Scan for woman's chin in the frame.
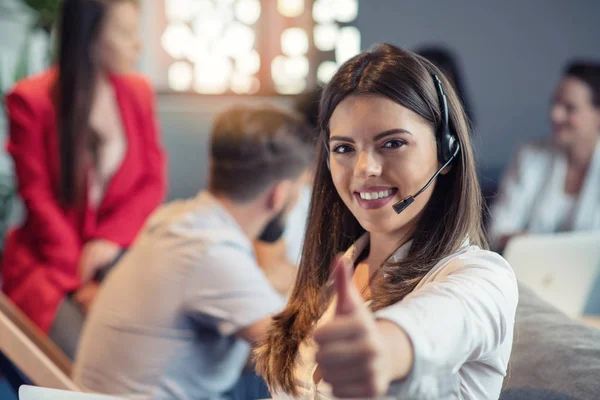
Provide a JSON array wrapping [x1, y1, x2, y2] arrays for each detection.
[[357, 216, 404, 236], [552, 131, 575, 147]]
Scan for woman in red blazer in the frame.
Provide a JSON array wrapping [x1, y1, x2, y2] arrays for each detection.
[[1, 0, 166, 357]]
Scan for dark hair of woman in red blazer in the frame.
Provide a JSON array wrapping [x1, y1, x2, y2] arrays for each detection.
[[1, 0, 166, 343]]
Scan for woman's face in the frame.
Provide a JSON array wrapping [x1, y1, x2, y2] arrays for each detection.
[[328, 95, 442, 236], [96, 1, 141, 75], [550, 76, 600, 150]]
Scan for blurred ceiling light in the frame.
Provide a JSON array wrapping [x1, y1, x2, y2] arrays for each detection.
[[185, 37, 210, 63], [276, 81, 307, 95], [162, 23, 195, 59], [312, 0, 335, 24], [194, 55, 233, 94], [272, 55, 309, 86], [286, 56, 309, 79], [317, 61, 338, 84], [234, 0, 261, 25], [195, 0, 216, 17], [313, 23, 338, 51], [281, 27, 309, 57], [168, 61, 194, 91], [163, 0, 359, 94], [215, 1, 235, 23], [234, 49, 261, 75], [335, 26, 360, 65], [192, 14, 225, 41], [334, 0, 358, 23], [278, 0, 304, 18], [221, 22, 256, 57], [271, 55, 288, 85], [165, 0, 195, 22], [231, 72, 260, 94]]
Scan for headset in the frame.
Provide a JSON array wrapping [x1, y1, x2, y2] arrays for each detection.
[[324, 73, 461, 215]]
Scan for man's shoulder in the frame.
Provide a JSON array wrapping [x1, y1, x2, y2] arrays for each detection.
[[147, 196, 249, 245]]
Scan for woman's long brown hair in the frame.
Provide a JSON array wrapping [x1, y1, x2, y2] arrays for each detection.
[[254, 43, 487, 395], [55, 0, 137, 206]]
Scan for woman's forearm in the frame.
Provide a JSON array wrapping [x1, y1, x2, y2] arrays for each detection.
[[376, 319, 414, 382]]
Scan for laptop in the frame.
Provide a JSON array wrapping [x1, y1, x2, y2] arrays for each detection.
[[503, 230, 600, 317], [19, 385, 126, 400]]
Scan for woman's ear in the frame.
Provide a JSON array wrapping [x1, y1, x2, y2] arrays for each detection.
[[440, 164, 452, 175]]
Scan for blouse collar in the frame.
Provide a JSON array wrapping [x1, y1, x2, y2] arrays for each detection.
[[340, 233, 413, 267]]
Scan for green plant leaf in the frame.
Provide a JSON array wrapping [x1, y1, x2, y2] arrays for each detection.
[[22, 0, 60, 31]]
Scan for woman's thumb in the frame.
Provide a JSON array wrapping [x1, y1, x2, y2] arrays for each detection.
[[334, 258, 362, 316]]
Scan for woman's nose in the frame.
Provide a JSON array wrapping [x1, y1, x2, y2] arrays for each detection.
[[550, 104, 566, 124], [354, 151, 382, 178]]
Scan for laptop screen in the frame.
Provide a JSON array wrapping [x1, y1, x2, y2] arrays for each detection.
[[19, 386, 126, 400]]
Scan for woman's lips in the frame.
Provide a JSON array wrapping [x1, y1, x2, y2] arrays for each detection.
[[353, 187, 398, 210]]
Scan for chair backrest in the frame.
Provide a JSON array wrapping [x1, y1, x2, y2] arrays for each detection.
[[504, 230, 600, 317], [19, 385, 124, 400], [0, 292, 78, 391], [500, 282, 600, 399]]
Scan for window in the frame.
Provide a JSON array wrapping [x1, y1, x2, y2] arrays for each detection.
[[159, 0, 360, 95]]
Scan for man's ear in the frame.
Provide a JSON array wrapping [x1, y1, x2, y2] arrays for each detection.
[[267, 180, 293, 213]]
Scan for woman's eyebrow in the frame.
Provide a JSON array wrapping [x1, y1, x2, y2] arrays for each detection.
[[329, 129, 412, 143], [373, 129, 412, 141], [329, 135, 354, 143]]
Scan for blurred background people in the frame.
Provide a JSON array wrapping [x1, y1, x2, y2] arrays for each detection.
[[0, 0, 166, 358], [489, 61, 600, 251], [73, 105, 314, 400], [253, 89, 321, 295]]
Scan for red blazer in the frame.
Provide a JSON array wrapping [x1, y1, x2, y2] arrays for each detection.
[[1, 69, 167, 333]]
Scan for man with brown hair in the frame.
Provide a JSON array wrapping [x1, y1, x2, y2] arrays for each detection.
[[73, 105, 315, 399]]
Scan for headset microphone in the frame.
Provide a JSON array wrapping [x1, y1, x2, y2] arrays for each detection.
[[392, 74, 461, 214], [392, 143, 459, 213]]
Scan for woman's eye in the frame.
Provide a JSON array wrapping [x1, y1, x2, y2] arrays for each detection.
[[382, 139, 406, 149], [332, 144, 354, 154]]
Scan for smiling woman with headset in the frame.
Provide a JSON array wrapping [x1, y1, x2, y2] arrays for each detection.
[[254, 43, 518, 400]]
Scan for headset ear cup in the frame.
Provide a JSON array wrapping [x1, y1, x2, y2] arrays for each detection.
[[438, 132, 459, 164], [445, 134, 455, 162], [451, 138, 461, 157]]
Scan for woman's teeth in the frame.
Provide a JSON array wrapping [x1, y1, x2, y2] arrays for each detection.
[[359, 189, 393, 200]]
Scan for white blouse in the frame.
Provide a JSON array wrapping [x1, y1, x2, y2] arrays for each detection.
[[88, 132, 126, 207], [272, 234, 518, 400], [489, 138, 600, 247], [554, 191, 577, 232]]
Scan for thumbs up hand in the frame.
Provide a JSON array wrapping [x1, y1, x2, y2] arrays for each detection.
[[313, 257, 393, 398]]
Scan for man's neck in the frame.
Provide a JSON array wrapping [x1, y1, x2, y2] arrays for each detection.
[[211, 192, 266, 240]]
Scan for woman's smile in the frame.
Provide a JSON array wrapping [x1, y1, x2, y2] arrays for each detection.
[[353, 186, 399, 209]]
